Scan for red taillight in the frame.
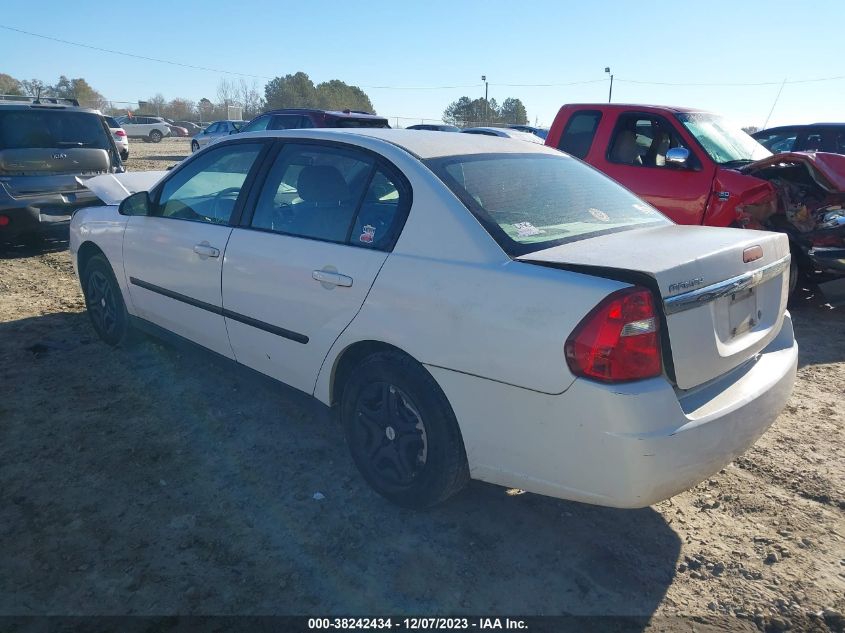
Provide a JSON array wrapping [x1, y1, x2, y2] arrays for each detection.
[[115, 130, 127, 137], [565, 287, 662, 383], [0, 215, 9, 227]]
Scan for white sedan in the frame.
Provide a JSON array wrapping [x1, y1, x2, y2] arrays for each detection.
[[70, 129, 797, 509]]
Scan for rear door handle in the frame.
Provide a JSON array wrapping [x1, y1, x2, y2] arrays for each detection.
[[193, 242, 220, 258], [312, 270, 353, 287]]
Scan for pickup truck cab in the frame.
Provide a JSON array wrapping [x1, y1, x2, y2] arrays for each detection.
[[546, 104, 845, 286]]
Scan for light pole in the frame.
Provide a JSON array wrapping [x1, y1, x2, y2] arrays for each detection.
[[481, 74, 488, 123], [605, 67, 613, 103]]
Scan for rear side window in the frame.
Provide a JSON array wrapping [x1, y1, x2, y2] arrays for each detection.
[[331, 117, 390, 129], [269, 115, 304, 130], [426, 152, 669, 256], [250, 143, 408, 250], [558, 111, 601, 159], [755, 128, 798, 153], [0, 110, 112, 150]]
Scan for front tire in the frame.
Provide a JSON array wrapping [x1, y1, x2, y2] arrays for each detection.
[[149, 129, 163, 143], [82, 254, 133, 346], [340, 352, 469, 508]]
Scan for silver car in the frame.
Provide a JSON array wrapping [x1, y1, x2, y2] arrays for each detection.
[[190, 120, 245, 152]]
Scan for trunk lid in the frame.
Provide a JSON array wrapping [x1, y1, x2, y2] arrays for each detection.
[[81, 171, 167, 205], [518, 225, 790, 389]]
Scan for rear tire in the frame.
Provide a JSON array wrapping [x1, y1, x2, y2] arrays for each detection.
[[149, 129, 163, 143], [340, 351, 469, 508], [81, 254, 133, 346], [191, 140, 199, 152], [120, 150, 129, 161]]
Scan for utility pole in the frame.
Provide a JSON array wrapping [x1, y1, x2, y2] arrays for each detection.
[[481, 75, 488, 124], [605, 67, 614, 103]]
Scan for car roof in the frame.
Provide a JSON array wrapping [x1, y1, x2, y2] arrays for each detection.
[[563, 103, 705, 114], [0, 102, 101, 115], [229, 128, 561, 159], [263, 108, 387, 120]]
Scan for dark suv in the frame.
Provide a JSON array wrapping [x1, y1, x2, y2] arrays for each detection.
[[752, 123, 845, 155], [0, 98, 123, 244], [238, 108, 390, 133]]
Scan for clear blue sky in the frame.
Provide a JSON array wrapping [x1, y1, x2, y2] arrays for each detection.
[[2, 0, 843, 128]]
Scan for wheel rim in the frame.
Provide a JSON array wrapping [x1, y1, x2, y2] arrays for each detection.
[[353, 382, 428, 488], [86, 270, 118, 335]]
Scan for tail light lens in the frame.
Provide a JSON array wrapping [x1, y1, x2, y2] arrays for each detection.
[[115, 130, 127, 137], [565, 287, 662, 382], [0, 215, 9, 227]]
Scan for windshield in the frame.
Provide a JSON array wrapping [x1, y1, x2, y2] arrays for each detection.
[[676, 113, 771, 164], [0, 110, 112, 150], [426, 153, 670, 256]]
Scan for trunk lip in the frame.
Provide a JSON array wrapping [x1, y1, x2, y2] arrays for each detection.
[[663, 253, 790, 315]]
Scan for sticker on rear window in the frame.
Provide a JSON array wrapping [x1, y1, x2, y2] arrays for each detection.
[[513, 222, 544, 237], [588, 208, 610, 222]]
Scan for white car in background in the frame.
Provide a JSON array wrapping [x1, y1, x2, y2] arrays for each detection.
[[190, 120, 245, 152], [70, 130, 797, 509], [461, 126, 545, 144], [104, 115, 129, 160], [116, 115, 172, 143]]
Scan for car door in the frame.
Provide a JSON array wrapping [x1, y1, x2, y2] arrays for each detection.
[[122, 140, 269, 357], [595, 112, 716, 225], [222, 141, 411, 394]]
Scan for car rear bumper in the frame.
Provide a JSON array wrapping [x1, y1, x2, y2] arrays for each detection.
[[426, 313, 797, 508], [0, 185, 99, 242]]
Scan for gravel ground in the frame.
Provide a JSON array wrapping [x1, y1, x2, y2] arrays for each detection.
[[0, 138, 843, 631]]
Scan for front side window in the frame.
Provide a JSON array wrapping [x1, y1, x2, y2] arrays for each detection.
[[608, 114, 692, 168], [676, 113, 770, 165], [754, 128, 798, 153], [426, 152, 670, 256], [156, 143, 263, 225], [242, 116, 270, 132], [558, 111, 601, 159]]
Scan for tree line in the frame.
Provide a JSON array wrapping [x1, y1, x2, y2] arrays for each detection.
[[2, 71, 531, 128]]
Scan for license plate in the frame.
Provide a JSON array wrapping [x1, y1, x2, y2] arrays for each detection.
[[728, 287, 757, 338]]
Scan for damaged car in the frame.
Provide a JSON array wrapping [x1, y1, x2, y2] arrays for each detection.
[[545, 104, 845, 291]]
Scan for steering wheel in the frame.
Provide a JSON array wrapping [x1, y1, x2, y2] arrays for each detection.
[[211, 187, 242, 221]]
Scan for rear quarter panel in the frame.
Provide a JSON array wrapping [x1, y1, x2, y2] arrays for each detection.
[[312, 153, 629, 402]]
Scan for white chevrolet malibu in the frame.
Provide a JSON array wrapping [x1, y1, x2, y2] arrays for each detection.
[[70, 129, 797, 509]]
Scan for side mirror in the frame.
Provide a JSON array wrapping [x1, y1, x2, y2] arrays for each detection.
[[118, 190, 151, 216], [665, 147, 690, 167]]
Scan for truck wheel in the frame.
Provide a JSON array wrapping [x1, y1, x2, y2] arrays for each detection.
[[340, 351, 469, 508], [149, 129, 163, 143], [82, 254, 133, 346]]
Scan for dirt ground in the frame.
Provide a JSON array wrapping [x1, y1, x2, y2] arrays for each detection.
[[0, 138, 843, 631]]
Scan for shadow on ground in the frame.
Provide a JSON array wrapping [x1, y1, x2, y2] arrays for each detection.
[[0, 311, 681, 621]]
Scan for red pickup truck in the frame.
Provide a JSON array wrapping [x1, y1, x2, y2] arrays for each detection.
[[545, 104, 845, 288]]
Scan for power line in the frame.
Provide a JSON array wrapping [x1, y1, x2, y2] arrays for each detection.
[[3, 24, 845, 91], [0, 24, 274, 81]]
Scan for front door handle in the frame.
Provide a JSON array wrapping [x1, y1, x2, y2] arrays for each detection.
[[312, 270, 353, 288], [193, 242, 220, 258]]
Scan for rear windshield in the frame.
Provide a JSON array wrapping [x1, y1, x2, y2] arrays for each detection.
[[104, 116, 119, 127], [0, 110, 112, 151], [425, 153, 670, 256]]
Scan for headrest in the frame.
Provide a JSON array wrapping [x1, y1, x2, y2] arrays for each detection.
[[297, 165, 350, 204]]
